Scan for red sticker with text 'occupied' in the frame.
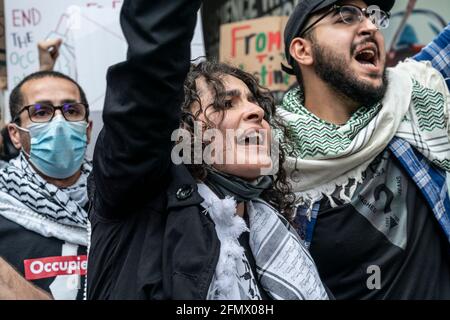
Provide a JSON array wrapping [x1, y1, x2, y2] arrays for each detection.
[[24, 255, 87, 280]]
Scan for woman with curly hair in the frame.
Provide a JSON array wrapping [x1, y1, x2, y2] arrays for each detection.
[[87, 0, 328, 300], [180, 61, 295, 222], [176, 61, 329, 300]]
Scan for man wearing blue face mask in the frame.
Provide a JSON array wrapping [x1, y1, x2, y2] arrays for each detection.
[[0, 70, 92, 300]]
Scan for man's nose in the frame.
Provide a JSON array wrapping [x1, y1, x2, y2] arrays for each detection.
[[54, 109, 64, 117], [359, 14, 379, 35]]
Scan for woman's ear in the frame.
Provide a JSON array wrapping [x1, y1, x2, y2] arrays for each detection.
[[7, 123, 23, 149], [289, 37, 314, 67]]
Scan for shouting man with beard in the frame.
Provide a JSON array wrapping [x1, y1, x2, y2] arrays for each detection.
[[280, 0, 450, 299]]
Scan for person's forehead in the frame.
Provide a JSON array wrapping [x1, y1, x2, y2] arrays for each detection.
[[196, 74, 251, 99], [221, 75, 251, 95], [312, 0, 367, 16], [306, 0, 369, 29], [21, 77, 80, 104], [195, 76, 210, 98]]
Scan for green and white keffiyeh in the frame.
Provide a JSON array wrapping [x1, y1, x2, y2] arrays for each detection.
[[277, 59, 450, 205]]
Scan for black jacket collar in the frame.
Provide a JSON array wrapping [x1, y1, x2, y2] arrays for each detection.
[[166, 164, 204, 209]]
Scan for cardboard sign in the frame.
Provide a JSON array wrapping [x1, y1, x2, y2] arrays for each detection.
[[203, 0, 301, 60], [220, 16, 295, 92]]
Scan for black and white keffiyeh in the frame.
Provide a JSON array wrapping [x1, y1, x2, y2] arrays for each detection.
[[198, 183, 328, 300], [0, 153, 91, 245]]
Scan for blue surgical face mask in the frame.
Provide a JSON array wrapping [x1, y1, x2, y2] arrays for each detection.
[[17, 115, 88, 179]]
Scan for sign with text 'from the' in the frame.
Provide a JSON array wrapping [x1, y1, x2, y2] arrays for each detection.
[[220, 16, 295, 92]]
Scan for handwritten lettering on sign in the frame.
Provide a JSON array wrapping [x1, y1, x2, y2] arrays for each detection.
[[7, 6, 43, 86], [12, 8, 41, 27], [220, 16, 295, 92], [5, 0, 124, 90]]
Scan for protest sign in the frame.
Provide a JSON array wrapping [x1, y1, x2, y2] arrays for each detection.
[[4, 1, 205, 156], [220, 16, 295, 92], [4, 0, 205, 112]]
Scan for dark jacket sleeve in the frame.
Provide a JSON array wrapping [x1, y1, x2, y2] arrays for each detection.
[[92, 0, 201, 219]]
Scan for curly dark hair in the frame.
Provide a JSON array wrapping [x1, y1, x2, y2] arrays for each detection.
[[181, 61, 296, 221]]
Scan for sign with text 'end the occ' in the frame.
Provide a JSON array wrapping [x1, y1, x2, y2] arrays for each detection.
[[4, 0, 124, 89], [220, 16, 296, 92], [4, 0, 204, 116]]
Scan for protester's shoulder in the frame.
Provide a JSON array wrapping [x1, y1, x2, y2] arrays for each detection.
[[0, 160, 8, 170], [392, 59, 448, 95], [0, 158, 17, 182]]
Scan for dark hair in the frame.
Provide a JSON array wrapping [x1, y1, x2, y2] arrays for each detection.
[[0, 125, 19, 161], [181, 61, 296, 220], [9, 71, 89, 124]]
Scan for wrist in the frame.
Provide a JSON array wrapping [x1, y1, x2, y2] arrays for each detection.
[[39, 63, 55, 72]]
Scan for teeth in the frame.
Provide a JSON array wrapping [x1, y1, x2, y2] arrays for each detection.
[[360, 50, 375, 56], [237, 131, 264, 145], [356, 50, 375, 59], [355, 49, 376, 65]]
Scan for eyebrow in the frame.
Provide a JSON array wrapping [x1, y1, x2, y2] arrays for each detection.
[[225, 89, 255, 99], [330, 9, 340, 18], [33, 100, 53, 105], [224, 89, 241, 98], [33, 99, 78, 105], [61, 99, 78, 104]]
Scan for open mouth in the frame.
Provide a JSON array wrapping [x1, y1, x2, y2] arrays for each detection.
[[354, 43, 379, 68], [237, 129, 266, 146]]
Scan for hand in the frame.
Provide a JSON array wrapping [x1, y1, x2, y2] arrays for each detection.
[[38, 38, 63, 72], [0, 257, 52, 300]]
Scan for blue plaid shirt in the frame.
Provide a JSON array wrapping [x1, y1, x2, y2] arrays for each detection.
[[389, 138, 450, 241], [415, 23, 450, 89], [296, 25, 450, 248]]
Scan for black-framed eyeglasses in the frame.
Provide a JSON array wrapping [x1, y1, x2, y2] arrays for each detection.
[[300, 4, 391, 37], [14, 102, 89, 123]]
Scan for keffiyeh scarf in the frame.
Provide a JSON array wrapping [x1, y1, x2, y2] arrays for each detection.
[[277, 59, 450, 206], [198, 183, 328, 300], [0, 153, 91, 246]]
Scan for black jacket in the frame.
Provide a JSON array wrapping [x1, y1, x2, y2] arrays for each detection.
[[86, 0, 217, 299]]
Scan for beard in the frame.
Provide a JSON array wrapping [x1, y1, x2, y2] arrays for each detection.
[[311, 41, 388, 107]]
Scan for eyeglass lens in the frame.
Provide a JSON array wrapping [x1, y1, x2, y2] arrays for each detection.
[[29, 103, 87, 122], [340, 5, 389, 29]]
